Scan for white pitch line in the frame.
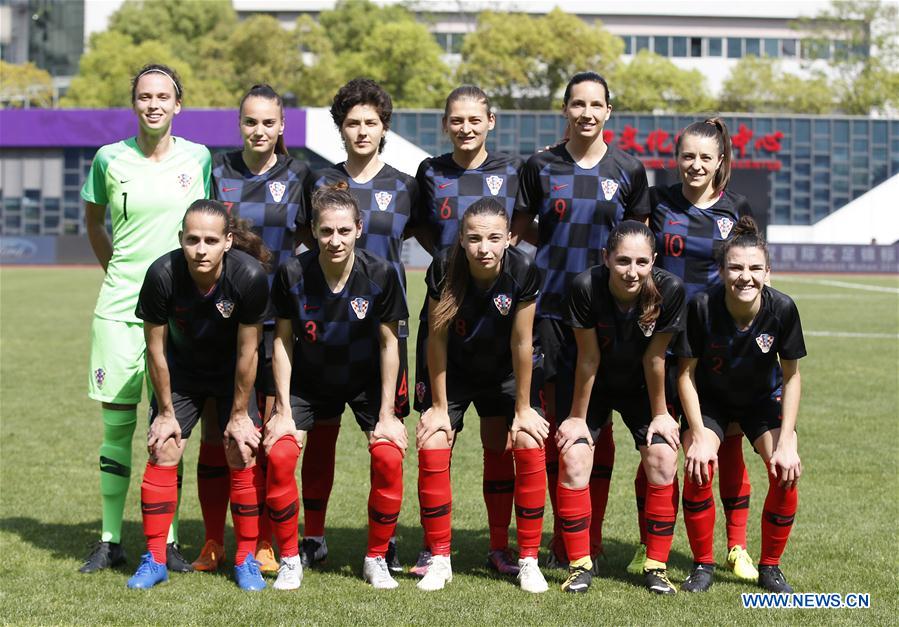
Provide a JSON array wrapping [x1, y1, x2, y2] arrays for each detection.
[[779, 277, 899, 294], [805, 330, 899, 339]]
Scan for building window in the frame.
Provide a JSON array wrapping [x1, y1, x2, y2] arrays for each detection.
[[781, 39, 798, 57], [636, 36, 650, 52], [708, 37, 722, 56], [745, 38, 761, 56], [621, 35, 632, 55], [727, 38, 741, 58], [654, 36, 669, 56], [672, 36, 687, 57], [764, 38, 779, 57], [802, 39, 831, 59], [690, 37, 702, 57]]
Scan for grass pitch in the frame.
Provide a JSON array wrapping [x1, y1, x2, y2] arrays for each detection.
[[0, 267, 897, 625]]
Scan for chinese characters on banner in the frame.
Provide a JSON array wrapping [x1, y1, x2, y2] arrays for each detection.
[[770, 243, 898, 273]]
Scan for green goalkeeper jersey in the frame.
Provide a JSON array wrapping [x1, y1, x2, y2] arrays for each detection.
[[81, 136, 211, 323]]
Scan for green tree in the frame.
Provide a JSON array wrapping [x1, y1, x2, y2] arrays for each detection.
[[0, 61, 55, 108], [719, 55, 834, 113], [611, 51, 715, 113], [458, 8, 623, 109], [290, 15, 348, 107], [793, 0, 899, 113], [317, 0, 413, 54]]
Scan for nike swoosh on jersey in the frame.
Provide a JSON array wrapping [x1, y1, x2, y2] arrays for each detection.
[[119, 179, 129, 184], [552, 184, 569, 191], [222, 186, 239, 192], [438, 182, 453, 189], [304, 304, 319, 311], [668, 219, 684, 225]]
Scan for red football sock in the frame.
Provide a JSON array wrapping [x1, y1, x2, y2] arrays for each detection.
[[141, 462, 178, 564], [645, 480, 679, 564], [719, 434, 751, 549], [230, 464, 264, 565], [589, 422, 614, 553], [683, 471, 716, 564], [759, 473, 798, 566], [301, 424, 339, 537], [483, 447, 515, 551], [197, 442, 229, 546], [557, 484, 591, 562], [367, 441, 403, 558], [418, 448, 452, 556], [266, 436, 301, 558], [635, 462, 648, 544], [513, 447, 546, 559], [255, 445, 272, 545]]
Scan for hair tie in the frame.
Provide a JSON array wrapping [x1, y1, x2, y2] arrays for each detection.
[[136, 69, 181, 97]]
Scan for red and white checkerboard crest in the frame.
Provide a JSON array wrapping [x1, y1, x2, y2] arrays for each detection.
[[94, 368, 106, 389], [375, 191, 392, 211], [269, 181, 286, 203], [493, 293, 512, 316], [216, 299, 235, 318], [351, 297, 369, 319], [415, 381, 427, 403], [601, 179, 619, 200], [755, 333, 774, 353], [177, 173, 192, 189], [717, 216, 735, 239], [637, 319, 656, 337], [485, 175, 504, 196]]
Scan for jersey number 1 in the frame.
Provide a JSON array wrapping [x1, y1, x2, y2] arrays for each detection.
[[121, 192, 129, 221]]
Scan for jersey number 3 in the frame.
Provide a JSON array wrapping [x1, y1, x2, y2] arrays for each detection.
[[304, 321, 318, 343]]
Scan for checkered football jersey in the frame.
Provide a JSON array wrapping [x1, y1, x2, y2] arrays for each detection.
[[212, 151, 310, 275], [136, 248, 269, 393], [565, 265, 684, 397], [517, 143, 650, 320], [271, 248, 408, 397], [415, 152, 523, 252], [303, 163, 418, 288], [425, 246, 540, 383], [674, 284, 806, 408], [650, 185, 753, 302]]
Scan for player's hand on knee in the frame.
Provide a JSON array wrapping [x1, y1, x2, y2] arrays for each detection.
[[416, 407, 452, 450], [148, 411, 181, 458], [224, 411, 261, 465], [373, 414, 408, 453], [769, 441, 801, 489], [262, 411, 297, 453], [511, 407, 549, 447], [556, 418, 592, 457], [685, 432, 718, 486], [647, 413, 680, 451]]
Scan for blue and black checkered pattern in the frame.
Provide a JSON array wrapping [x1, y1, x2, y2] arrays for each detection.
[[651, 185, 753, 302], [212, 151, 310, 275], [415, 152, 523, 252], [136, 248, 269, 393], [517, 144, 650, 320], [304, 163, 418, 288], [674, 285, 806, 408], [271, 248, 408, 397], [424, 246, 540, 384], [565, 265, 684, 397]]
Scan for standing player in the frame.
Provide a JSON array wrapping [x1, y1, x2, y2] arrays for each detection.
[[266, 183, 408, 590], [413, 85, 525, 577], [415, 199, 549, 593], [126, 200, 270, 590], [80, 63, 211, 574], [556, 221, 685, 594], [299, 79, 417, 573], [194, 84, 310, 575], [629, 118, 757, 579], [513, 72, 650, 569], [676, 216, 804, 593]]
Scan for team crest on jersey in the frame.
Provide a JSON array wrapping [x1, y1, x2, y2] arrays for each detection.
[[269, 181, 286, 203], [637, 319, 656, 337], [755, 333, 774, 353], [493, 293, 512, 316], [485, 175, 504, 196], [601, 179, 619, 201], [177, 173, 192, 189], [216, 299, 235, 318], [94, 368, 106, 389], [415, 381, 427, 403], [717, 217, 735, 239], [351, 297, 370, 319], [375, 191, 393, 211]]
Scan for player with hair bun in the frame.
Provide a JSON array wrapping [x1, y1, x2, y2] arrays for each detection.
[[415, 198, 549, 593], [675, 216, 805, 594], [80, 62, 210, 574], [412, 85, 526, 578], [513, 71, 650, 572], [556, 220, 685, 595], [194, 83, 311, 576], [633, 117, 758, 581], [299, 78, 418, 573], [126, 200, 271, 590], [266, 183, 408, 590]]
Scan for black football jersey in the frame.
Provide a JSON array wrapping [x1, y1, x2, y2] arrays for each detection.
[[136, 248, 269, 392]]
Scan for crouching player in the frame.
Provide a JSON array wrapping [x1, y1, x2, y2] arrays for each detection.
[[265, 182, 408, 590], [415, 199, 549, 593], [556, 221, 685, 595], [126, 200, 270, 590], [676, 216, 805, 593]]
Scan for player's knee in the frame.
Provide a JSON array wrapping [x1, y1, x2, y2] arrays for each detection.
[[224, 441, 255, 470], [560, 445, 592, 488], [419, 430, 452, 450], [513, 430, 541, 450], [370, 441, 403, 477], [268, 437, 300, 479], [152, 439, 183, 467], [642, 445, 677, 484]]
